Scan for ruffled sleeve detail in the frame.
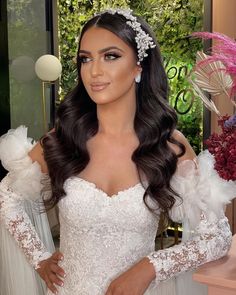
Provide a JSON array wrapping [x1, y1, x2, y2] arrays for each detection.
[[170, 150, 236, 228], [147, 150, 235, 284], [0, 126, 52, 269], [0, 126, 44, 201]]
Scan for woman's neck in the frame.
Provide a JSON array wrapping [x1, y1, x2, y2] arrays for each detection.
[[96, 96, 136, 136]]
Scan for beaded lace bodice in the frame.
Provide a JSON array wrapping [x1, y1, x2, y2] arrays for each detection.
[[56, 177, 159, 295], [49, 174, 232, 295]]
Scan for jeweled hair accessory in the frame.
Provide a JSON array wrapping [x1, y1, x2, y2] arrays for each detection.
[[96, 8, 156, 64]]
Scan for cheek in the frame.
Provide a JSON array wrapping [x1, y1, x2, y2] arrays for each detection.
[[111, 63, 136, 83]]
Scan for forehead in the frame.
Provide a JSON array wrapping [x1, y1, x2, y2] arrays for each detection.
[[80, 26, 133, 52]]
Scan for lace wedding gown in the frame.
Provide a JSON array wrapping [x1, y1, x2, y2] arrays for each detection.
[[0, 126, 235, 295]]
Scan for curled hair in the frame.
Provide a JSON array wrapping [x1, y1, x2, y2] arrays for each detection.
[[42, 11, 185, 221]]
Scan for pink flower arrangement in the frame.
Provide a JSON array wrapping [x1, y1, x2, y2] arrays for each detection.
[[190, 32, 236, 181]]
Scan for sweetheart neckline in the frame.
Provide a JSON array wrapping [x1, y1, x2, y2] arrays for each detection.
[[68, 176, 145, 199]]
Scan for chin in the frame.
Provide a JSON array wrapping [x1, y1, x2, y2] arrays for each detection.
[[90, 95, 118, 105]]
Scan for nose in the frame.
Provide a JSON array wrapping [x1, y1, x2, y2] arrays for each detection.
[[90, 59, 103, 77]]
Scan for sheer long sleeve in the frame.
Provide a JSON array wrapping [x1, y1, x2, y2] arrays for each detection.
[[0, 126, 52, 270], [147, 150, 236, 284]]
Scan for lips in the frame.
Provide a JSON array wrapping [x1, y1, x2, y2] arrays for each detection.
[[90, 82, 110, 91]]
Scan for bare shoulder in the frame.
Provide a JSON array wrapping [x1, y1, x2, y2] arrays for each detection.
[[169, 129, 196, 163], [28, 128, 55, 173], [28, 141, 48, 173]]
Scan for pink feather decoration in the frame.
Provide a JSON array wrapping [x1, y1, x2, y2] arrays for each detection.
[[191, 32, 236, 181], [192, 32, 236, 98]]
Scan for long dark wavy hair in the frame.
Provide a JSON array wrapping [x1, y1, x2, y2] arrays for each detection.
[[42, 11, 185, 221]]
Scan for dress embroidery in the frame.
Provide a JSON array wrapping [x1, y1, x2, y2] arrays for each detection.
[[47, 175, 232, 295], [0, 175, 52, 269], [148, 214, 231, 283]]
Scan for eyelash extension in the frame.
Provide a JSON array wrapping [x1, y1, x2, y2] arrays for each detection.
[[78, 55, 91, 63], [78, 52, 122, 64], [104, 52, 122, 60]]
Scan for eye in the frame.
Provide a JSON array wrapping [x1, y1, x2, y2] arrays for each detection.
[[78, 55, 92, 63], [104, 52, 121, 61]]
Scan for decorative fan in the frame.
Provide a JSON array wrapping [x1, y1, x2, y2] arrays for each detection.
[[189, 51, 233, 116]]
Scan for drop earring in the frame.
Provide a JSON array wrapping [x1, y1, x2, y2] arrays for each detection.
[[135, 73, 141, 83]]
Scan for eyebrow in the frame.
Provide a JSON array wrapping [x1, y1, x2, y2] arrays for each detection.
[[78, 46, 125, 55]]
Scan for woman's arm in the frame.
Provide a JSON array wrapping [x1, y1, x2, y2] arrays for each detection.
[[0, 127, 51, 268], [147, 131, 234, 284], [0, 126, 64, 294], [147, 212, 231, 283], [0, 176, 52, 267]]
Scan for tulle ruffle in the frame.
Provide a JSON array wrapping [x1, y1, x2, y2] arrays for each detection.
[[0, 126, 44, 201], [170, 150, 236, 229]]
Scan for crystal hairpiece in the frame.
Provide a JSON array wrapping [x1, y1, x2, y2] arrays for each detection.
[[96, 8, 156, 64]]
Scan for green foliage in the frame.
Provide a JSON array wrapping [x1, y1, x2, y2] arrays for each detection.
[[130, 0, 203, 62], [176, 99, 203, 154], [58, 0, 92, 96], [58, 0, 204, 152], [163, 58, 203, 153]]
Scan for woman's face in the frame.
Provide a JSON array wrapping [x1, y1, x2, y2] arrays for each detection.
[[78, 26, 141, 105]]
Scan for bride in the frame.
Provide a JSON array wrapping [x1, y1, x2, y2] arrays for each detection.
[[0, 8, 235, 295]]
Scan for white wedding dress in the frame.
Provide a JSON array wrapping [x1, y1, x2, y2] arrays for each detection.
[[0, 126, 236, 295]]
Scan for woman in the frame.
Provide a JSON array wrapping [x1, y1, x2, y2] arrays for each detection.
[[0, 8, 235, 295]]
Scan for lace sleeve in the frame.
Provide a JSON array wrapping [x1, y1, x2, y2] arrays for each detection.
[[147, 150, 235, 284], [0, 175, 52, 269], [147, 212, 231, 283], [0, 126, 52, 269]]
